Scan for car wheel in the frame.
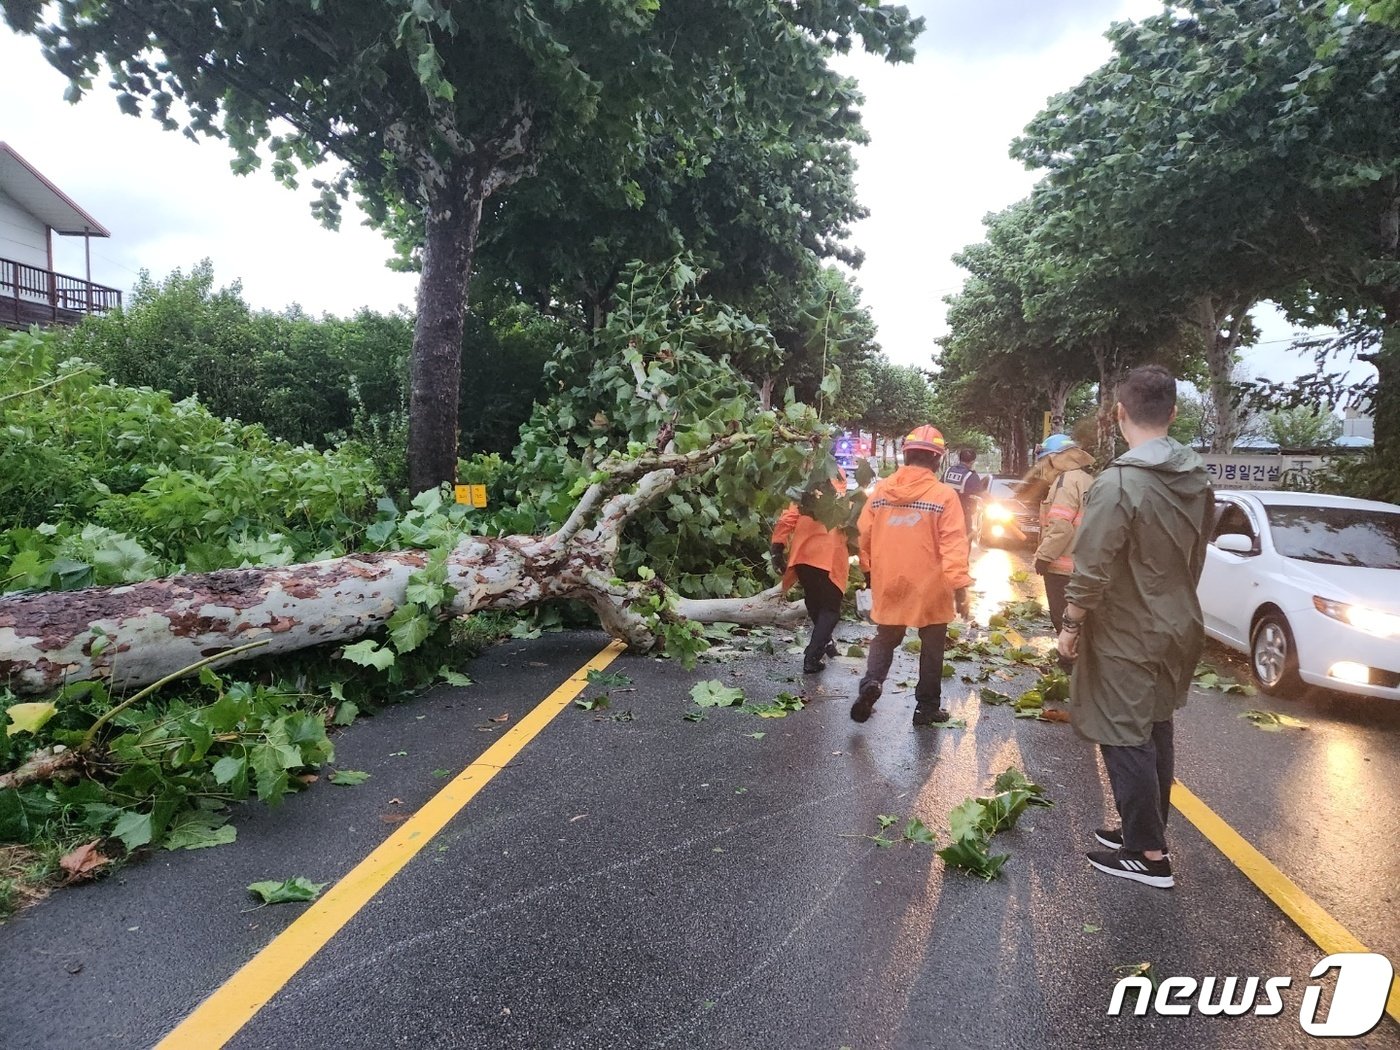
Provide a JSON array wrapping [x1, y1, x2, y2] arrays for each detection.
[[1250, 612, 1302, 696]]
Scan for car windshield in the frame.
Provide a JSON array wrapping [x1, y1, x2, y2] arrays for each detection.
[[1265, 505, 1400, 569]]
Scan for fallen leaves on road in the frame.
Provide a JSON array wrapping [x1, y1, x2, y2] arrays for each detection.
[[247, 876, 327, 905], [59, 841, 109, 884], [1240, 709, 1308, 731]]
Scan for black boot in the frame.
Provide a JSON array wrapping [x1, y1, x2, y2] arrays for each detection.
[[851, 680, 881, 722], [912, 700, 950, 726]]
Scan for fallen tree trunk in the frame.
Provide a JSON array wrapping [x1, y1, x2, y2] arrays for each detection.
[[1, 432, 812, 697]]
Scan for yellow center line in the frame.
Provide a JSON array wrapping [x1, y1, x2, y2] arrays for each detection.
[[156, 639, 627, 1050], [1172, 780, 1400, 1026]]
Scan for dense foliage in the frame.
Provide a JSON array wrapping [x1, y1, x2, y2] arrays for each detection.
[[58, 262, 564, 491], [0, 329, 383, 583]]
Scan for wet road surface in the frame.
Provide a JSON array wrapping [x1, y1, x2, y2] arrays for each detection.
[[2, 544, 1397, 1049]]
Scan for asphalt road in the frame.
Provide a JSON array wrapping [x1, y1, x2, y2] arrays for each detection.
[[2, 544, 1397, 1050]]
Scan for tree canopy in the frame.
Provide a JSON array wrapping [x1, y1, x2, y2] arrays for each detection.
[[938, 0, 1399, 497], [3, 0, 921, 492]]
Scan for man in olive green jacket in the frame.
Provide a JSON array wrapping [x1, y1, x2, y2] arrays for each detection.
[[1057, 365, 1214, 889]]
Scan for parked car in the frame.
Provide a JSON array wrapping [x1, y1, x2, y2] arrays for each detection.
[[976, 476, 1040, 548], [1196, 490, 1400, 699]]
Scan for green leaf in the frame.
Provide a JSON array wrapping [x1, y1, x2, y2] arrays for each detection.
[[745, 731, 765, 739], [5, 702, 57, 737], [869, 835, 895, 848], [690, 680, 745, 708], [587, 669, 633, 689], [1240, 710, 1308, 731], [845, 644, 866, 659], [948, 799, 990, 843], [247, 876, 328, 905], [976, 789, 1033, 833], [164, 815, 237, 851], [332, 701, 360, 727], [876, 814, 898, 828], [112, 810, 154, 850], [404, 578, 446, 607], [683, 710, 707, 723], [341, 640, 395, 670], [249, 743, 293, 804], [979, 688, 1012, 706], [0, 788, 58, 843], [387, 606, 435, 653], [212, 755, 248, 785], [992, 768, 1052, 805], [937, 837, 1009, 881], [437, 668, 473, 687], [901, 817, 937, 845]]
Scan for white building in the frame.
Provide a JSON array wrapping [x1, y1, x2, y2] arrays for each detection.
[[1, 141, 120, 329]]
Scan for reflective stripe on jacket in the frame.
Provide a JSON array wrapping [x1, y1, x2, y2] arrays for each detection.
[[1035, 449, 1095, 576]]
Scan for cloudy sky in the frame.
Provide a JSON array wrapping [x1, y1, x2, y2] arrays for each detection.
[[0, 3, 1353, 388]]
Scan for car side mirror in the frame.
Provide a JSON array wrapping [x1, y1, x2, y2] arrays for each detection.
[[1215, 533, 1255, 555]]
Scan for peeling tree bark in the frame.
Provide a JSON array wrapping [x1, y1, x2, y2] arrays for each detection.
[[1, 434, 812, 697]]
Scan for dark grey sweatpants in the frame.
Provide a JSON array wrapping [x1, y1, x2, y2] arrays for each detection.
[[860, 623, 948, 708], [1099, 719, 1174, 853]]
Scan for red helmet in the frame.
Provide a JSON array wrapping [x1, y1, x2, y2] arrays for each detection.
[[902, 425, 947, 456]]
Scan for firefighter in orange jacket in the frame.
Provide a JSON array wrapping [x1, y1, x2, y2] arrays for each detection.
[[851, 425, 973, 726], [771, 468, 850, 674]]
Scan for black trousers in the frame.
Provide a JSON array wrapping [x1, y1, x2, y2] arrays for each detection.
[[860, 623, 949, 707], [1043, 572, 1069, 632], [794, 564, 843, 663], [1100, 719, 1174, 853]]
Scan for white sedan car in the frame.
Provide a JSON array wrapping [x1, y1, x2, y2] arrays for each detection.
[[1196, 490, 1400, 699]]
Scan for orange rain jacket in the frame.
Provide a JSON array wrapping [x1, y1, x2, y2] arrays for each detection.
[[772, 473, 851, 594], [858, 465, 972, 627]]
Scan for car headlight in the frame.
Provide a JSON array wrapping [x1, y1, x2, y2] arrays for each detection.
[[1313, 596, 1400, 639], [984, 503, 1014, 523]]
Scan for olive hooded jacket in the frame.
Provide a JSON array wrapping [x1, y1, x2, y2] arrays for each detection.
[[1065, 437, 1215, 747]]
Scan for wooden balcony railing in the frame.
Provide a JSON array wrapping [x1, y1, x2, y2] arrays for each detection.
[[1, 255, 122, 330]]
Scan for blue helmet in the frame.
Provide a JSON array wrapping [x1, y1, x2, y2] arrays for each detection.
[[1036, 434, 1077, 460]]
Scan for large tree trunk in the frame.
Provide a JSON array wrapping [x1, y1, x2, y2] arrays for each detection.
[[408, 177, 482, 495], [1193, 294, 1253, 455], [1366, 325, 1399, 460], [0, 434, 809, 697], [1047, 378, 1073, 435], [1092, 339, 1122, 462]]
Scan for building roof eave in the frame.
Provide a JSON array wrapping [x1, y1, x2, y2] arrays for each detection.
[[0, 141, 111, 237]]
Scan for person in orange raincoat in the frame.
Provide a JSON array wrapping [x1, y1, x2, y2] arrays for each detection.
[[770, 468, 850, 674], [851, 425, 973, 726]]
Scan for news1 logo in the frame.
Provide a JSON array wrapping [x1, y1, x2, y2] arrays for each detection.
[[1107, 952, 1394, 1037]]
